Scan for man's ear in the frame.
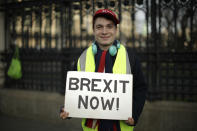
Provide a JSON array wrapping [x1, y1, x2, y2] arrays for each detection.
[[115, 27, 117, 33], [93, 28, 95, 35]]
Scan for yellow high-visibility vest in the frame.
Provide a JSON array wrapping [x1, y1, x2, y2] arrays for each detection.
[[77, 44, 134, 131]]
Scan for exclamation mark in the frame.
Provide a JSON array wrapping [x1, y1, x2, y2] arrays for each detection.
[[116, 98, 119, 110]]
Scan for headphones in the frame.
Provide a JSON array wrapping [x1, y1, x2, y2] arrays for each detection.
[[92, 40, 121, 56]]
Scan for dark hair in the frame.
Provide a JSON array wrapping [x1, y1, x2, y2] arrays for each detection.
[[93, 14, 117, 29]]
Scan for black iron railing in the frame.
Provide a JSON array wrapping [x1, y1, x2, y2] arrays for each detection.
[[0, 0, 197, 102]]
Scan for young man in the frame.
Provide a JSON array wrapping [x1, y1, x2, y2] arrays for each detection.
[[60, 9, 147, 131]]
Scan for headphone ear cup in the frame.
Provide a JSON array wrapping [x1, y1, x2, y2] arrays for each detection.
[[109, 45, 117, 56], [92, 43, 97, 55], [117, 43, 120, 49]]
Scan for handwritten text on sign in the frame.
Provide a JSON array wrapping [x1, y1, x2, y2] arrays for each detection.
[[64, 71, 133, 120]]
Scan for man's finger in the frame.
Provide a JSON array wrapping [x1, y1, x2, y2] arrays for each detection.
[[128, 117, 134, 125], [60, 112, 69, 119]]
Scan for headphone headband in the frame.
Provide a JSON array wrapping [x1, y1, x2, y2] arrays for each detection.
[[92, 41, 120, 56]]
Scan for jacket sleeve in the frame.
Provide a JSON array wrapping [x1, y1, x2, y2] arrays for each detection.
[[131, 54, 147, 125]]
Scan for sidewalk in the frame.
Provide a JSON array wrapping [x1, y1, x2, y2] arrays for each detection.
[[0, 114, 82, 131]]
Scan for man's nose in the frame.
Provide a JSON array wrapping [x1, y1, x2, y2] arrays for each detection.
[[102, 27, 107, 34]]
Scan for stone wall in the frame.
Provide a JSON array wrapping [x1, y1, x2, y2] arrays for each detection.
[[0, 88, 196, 131]]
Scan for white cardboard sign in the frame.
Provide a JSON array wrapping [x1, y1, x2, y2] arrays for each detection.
[[64, 71, 133, 120]]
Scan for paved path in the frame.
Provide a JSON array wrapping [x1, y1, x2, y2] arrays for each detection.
[[0, 114, 82, 131]]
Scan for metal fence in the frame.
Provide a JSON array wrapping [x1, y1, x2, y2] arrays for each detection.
[[0, 0, 197, 101]]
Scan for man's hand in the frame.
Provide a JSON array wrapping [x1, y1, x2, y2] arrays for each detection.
[[125, 117, 134, 125], [59, 108, 69, 120]]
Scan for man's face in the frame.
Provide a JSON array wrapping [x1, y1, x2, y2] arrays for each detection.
[[93, 17, 117, 50]]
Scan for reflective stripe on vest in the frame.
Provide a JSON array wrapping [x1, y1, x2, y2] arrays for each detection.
[[77, 44, 133, 131]]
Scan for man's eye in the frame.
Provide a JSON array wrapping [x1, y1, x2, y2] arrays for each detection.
[[96, 26, 102, 29], [107, 25, 113, 29]]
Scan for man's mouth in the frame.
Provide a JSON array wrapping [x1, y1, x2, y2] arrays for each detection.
[[101, 36, 110, 39]]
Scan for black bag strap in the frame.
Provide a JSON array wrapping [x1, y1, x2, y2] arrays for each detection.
[[13, 45, 19, 59]]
